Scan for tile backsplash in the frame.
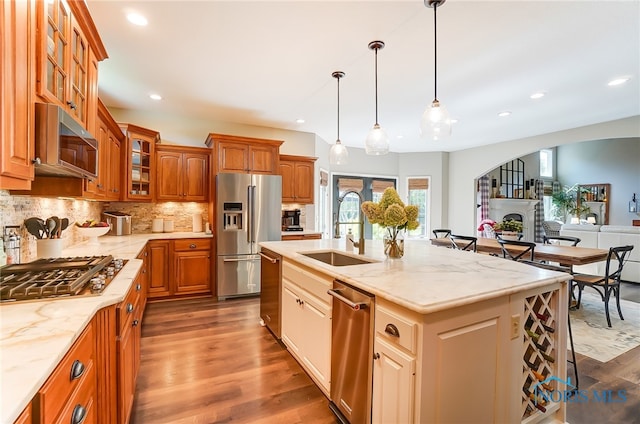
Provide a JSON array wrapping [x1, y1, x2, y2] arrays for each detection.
[[1, 190, 208, 263]]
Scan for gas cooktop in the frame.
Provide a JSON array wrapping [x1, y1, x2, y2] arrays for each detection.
[[0, 255, 126, 303]]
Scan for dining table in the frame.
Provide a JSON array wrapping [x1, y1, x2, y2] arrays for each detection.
[[430, 236, 609, 266]]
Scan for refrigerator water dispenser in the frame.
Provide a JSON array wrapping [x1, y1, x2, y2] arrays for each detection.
[[223, 203, 243, 230]]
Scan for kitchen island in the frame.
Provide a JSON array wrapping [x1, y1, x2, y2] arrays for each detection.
[[0, 232, 212, 424], [260, 238, 571, 424]]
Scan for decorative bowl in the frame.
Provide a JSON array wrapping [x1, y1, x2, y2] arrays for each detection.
[[76, 225, 110, 244]]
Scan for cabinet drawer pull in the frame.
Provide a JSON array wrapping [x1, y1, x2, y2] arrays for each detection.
[[189, 243, 196, 249], [70, 359, 85, 381], [126, 303, 134, 313], [133, 319, 139, 327], [384, 323, 400, 338], [136, 283, 141, 291], [71, 404, 87, 424]]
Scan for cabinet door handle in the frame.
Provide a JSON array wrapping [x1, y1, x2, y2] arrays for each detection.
[[373, 352, 380, 360], [66, 100, 77, 110], [136, 283, 141, 291], [71, 404, 87, 424], [385, 323, 400, 338], [32, 157, 41, 165], [189, 243, 196, 249], [70, 359, 85, 381], [127, 303, 134, 313], [133, 319, 139, 327]]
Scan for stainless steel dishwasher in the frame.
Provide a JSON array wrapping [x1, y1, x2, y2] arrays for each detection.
[[328, 279, 375, 424]]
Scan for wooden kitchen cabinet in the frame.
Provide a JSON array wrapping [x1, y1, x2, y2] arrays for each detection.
[[147, 238, 213, 299], [35, 0, 106, 130], [281, 233, 322, 241], [281, 260, 332, 395], [147, 240, 171, 298], [96, 99, 123, 200], [116, 273, 144, 424], [205, 133, 283, 175], [174, 239, 212, 294], [0, 0, 36, 190], [156, 145, 209, 202], [120, 123, 160, 201], [280, 155, 316, 204], [33, 320, 96, 424]]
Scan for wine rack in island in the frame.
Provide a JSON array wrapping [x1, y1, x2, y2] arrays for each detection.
[[521, 289, 567, 423]]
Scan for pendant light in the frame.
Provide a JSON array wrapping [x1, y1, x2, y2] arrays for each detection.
[[420, 0, 451, 141], [329, 71, 349, 165], [365, 40, 389, 155]]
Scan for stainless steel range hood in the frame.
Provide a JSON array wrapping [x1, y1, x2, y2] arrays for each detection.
[[34, 103, 98, 179]]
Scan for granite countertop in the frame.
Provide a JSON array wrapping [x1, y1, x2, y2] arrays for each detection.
[[260, 239, 571, 315], [0, 231, 212, 423]]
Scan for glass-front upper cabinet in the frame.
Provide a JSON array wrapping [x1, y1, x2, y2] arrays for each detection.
[[120, 124, 160, 201], [577, 183, 610, 225]]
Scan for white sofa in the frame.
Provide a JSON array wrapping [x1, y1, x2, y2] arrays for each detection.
[[560, 224, 640, 283]]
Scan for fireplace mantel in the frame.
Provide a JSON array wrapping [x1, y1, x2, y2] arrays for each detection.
[[489, 198, 541, 241]]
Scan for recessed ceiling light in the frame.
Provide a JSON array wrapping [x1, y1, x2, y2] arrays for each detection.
[[450, 119, 458, 124], [295, 118, 305, 124], [127, 12, 148, 26], [149, 94, 162, 100], [608, 77, 630, 86], [498, 111, 511, 117], [530, 92, 545, 99], [396, 135, 404, 139]]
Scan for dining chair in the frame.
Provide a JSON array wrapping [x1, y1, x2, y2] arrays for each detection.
[[543, 235, 581, 247], [449, 234, 477, 252], [572, 245, 634, 327], [432, 229, 451, 239], [497, 238, 536, 262]]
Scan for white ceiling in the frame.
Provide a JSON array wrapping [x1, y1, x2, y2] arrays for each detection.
[[87, 0, 640, 153]]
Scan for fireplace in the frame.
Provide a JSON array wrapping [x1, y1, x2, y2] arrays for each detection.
[[489, 199, 540, 241]]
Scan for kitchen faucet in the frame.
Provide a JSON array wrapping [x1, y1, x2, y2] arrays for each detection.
[[335, 189, 365, 255]]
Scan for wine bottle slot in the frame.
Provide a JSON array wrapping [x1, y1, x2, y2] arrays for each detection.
[[526, 329, 540, 340], [535, 312, 550, 321], [541, 323, 555, 333]]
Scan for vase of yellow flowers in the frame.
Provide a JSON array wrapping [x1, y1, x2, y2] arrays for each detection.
[[361, 187, 419, 259]]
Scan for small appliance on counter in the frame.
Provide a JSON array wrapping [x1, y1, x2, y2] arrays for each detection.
[[102, 212, 132, 236], [282, 209, 303, 231]]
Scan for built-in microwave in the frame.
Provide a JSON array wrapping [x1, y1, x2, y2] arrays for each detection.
[[34, 103, 98, 179]]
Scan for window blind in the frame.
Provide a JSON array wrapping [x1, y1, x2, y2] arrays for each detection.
[[320, 170, 328, 187], [408, 178, 429, 190], [337, 178, 364, 193], [371, 180, 395, 193]]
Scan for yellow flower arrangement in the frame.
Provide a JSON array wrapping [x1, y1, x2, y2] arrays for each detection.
[[361, 187, 420, 258]]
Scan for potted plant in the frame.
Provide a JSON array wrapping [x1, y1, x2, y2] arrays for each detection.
[[494, 219, 523, 240]]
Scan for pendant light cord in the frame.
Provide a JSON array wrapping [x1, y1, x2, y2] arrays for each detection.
[[374, 47, 379, 125], [337, 76, 341, 141], [433, 2, 438, 101]]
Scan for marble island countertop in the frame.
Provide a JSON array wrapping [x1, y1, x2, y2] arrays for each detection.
[[0, 231, 212, 423], [260, 238, 571, 315]]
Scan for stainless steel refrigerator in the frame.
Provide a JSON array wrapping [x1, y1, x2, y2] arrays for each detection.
[[216, 173, 282, 299]]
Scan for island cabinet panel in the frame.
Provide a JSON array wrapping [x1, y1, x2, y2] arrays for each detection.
[[33, 320, 96, 424], [147, 240, 171, 298], [280, 260, 332, 396], [282, 233, 322, 241], [280, 155, 317, 204], [0, 0, 36, 190], [205, 133, 283, 175], [13, 404, 32, 424], [93, 306, 117, 424]]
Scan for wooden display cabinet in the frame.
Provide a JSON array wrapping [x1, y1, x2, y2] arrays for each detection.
[[280, 154, 317, 204], [156, 145, 209, 202], [120, 123, 160, 201]]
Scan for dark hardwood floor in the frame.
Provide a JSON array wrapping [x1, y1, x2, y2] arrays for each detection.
[[132, 284, 640, 423], [131, 296, 338, 424]]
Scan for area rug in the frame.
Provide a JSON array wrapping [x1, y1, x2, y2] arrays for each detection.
[[569, 291, 640, 362]]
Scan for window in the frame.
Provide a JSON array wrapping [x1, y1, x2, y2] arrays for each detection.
[[332, 174, 396, 240], [407, 177, 430, 238], [540, 149, 553, 178]]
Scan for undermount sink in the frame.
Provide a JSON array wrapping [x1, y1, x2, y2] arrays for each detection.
[[300, 251, 377, 266]]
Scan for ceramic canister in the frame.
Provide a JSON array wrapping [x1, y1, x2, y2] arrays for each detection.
[[152, 218, 164, 233]]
